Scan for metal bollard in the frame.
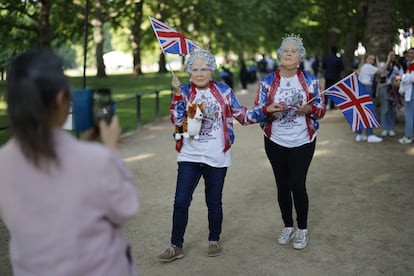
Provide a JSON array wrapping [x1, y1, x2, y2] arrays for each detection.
[[136, 93, 142, 128], [155, 90, 160, 121]]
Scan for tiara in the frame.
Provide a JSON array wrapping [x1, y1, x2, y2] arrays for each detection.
[[282, 33, 303, 42], [191, 43, 211, 54]]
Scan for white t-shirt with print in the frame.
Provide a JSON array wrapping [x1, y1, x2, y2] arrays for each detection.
[[270, 75, 311, 148], [178, 88, 231, 167], [358, 63, 378, 86]]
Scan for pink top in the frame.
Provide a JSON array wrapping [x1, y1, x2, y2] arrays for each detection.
[[0, 129, 139, 276]]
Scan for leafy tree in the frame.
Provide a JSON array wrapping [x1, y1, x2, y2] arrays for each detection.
[[107, 0, 145, 75], [0, 0, 87, 73], [0, 1, 53, 77], [1, 0, 413, 79], [129, 0, 145, 75], [92, 0, 107, 77]]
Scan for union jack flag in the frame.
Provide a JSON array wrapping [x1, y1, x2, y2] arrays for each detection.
[[324, 72, 380, 132], [149, 17, 198, 55]]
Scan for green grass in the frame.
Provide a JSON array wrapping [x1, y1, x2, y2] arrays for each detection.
[[0, 70, 234, 145]]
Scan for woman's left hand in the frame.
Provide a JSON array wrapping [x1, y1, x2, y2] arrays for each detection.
[[266, 103, 285, 115], [296, 104, 313, 115]]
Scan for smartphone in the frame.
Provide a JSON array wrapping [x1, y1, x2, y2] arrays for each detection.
[[93, 88, 114, 126]]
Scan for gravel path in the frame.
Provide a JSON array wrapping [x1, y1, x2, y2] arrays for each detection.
[[1, 82, 413, 275]]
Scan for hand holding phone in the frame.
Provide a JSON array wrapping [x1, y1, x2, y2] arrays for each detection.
[[93, 88, 114, 127], [99, 115, 121, 149]]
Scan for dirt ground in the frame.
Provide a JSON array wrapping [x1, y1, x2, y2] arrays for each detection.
[[1, 82, 414, 275]]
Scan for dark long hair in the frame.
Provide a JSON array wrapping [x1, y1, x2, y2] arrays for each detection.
[[6, 50, 71, 169]]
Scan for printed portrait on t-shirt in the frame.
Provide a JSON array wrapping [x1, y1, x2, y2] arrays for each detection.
[[275, 86, 306, 127], [193, 90, 222, 139]]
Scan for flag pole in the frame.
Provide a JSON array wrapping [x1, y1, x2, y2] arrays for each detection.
[[158, 44, 177, 79], [165, 55, 177, 78]]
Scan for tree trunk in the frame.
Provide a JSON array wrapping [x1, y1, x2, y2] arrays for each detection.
[[363, 0, 393, 61], [92, 0, 106, 78], [155, 6, 168, 74], [39, 0, 51, 48], [343, 1, 369, 73], [181, 56, 186, 72], [159, 52, 167, 73], [131, 0, 144, 75]]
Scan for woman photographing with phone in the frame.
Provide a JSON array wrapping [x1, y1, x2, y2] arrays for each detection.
[[0, 50, 139, 275]]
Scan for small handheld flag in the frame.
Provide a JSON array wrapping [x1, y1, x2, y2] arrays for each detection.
[[323, 72, 380, 132], [149, 16, 199, 56]]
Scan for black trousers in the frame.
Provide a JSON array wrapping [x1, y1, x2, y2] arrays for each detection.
[[264, 137, 316, 229]]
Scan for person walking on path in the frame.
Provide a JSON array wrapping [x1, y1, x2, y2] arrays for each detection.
[[253, 34, 326, 250], [219, 65, 234, 88], [379, 51, 404, 137], [157, 48, 279, 262], [356, 53, 389, 143], [322, 46, 344, 110], [0, 50, 139, 276], [398, 47, 414, 144], [257, 54, 268, 80], [239, 59, 249, 94]]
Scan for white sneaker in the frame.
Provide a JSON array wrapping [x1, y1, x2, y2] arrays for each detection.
[[355, 134, 367, 142], [398, 137, 413, 144], [389, 130, 396, 136], [293, 229, 309, 250], [381, 130, 388, 136], [278, 227, 295, 245], [367, 135, 383, 143]]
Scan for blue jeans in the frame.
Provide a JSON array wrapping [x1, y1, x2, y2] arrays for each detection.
[[380, 85, 396, 132], [404, 92, 414, 138], [357, 84, 375, 136], [171, 162, 227, 247]]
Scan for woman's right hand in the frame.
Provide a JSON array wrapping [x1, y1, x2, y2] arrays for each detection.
[[172, 76, 181, 95], [99, 115, 121, 149]]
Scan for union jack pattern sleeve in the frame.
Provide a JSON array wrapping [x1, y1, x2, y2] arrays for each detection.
[[169, 92, 187, 126]]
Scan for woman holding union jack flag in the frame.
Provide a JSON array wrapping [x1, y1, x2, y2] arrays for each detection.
[[254, 34, 326, 250]]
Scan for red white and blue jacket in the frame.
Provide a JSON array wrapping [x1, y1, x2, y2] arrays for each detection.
[[254, 69, 326, 141]]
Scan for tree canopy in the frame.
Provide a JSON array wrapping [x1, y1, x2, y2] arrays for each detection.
[[0, 0, 413, 77]]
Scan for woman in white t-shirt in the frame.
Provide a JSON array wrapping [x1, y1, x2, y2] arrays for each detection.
[[157, 48, 279, 262], [356, 54, 388, 142], [254, 34, 326, 250]]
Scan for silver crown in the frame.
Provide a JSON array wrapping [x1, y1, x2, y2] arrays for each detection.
[[282, 33, 303, 42]]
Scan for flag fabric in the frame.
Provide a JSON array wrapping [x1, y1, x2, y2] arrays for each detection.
[[323, 72, 381, 132], [149, 17, 198, 55]]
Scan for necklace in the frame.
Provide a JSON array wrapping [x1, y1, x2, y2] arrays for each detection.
[[283, 76, 295, 87]]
